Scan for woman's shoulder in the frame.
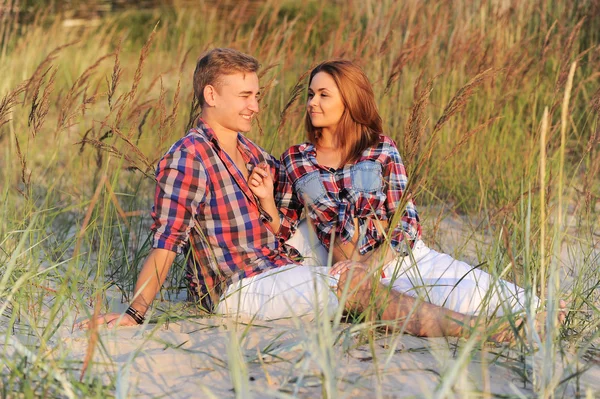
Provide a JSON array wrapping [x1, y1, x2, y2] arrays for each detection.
[[364, 134, 399, 156], [281, 142, 313, 160], [377, 134, 399, 148]]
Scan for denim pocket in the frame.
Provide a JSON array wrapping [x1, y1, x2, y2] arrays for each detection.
[[296, 171, 327, 204], [351, 161, 383, 192]]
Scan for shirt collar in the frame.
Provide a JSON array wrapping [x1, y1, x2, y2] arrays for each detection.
[[299, 141, 316, 156], [195, 118, 220, 146], [195, 117, 262, 164]]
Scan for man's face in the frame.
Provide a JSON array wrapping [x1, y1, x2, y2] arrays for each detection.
[[210, 72, 260, 134]]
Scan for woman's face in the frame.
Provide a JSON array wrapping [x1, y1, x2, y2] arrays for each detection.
[[307, 72, 345, 133]]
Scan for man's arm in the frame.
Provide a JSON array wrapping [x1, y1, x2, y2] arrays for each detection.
[[78, 248, 176, 328], [79, 145, 205, 329], [129, 248, 177, 315]]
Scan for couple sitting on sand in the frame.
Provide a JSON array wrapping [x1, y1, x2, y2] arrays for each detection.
[[81, 48, 564, 340]]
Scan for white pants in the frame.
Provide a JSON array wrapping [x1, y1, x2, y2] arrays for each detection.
[[217, 221, 539, 320], [216, 264, 339, 321], [381, 240, 539, 316]]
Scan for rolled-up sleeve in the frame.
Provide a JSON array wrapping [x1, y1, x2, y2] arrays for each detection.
[[383, 140, 421, 250], [151, 148, 207, 253], [274, 155, 302, 242]]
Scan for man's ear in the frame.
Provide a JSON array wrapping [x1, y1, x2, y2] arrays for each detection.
[[203, 85, 217, 107]]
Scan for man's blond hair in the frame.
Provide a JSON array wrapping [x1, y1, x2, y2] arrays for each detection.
[[193, 48, 260, 107]]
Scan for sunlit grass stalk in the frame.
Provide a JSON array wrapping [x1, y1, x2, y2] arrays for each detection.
[[226, 319, 252, 398], [540, 61, 577, 398], [539, 107, 548, 306]]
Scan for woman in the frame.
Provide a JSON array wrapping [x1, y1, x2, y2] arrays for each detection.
[[251, 60, 538, 317]]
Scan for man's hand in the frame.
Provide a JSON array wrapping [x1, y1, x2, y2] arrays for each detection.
[[76, 248, 175, 330], [248, 162, 274, 200]]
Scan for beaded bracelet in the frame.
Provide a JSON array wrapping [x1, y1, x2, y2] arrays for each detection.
[[125, 306, 145, 325]]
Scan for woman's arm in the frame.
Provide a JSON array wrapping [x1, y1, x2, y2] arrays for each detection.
[[331, 218, 396, 269], [382, 138, 421, 248], [248, 162, 281, 232]]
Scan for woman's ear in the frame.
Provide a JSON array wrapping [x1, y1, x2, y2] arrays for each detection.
[[203, 85, 217, 107]]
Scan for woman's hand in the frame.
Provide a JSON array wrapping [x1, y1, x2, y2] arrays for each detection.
[[329, 259, 359, 276], [248, 162, 274, 200], [76, 312, 139, 330]]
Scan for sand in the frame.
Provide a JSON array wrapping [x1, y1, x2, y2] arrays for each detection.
[[54, 210, 600, 398], [59, 313, 600, 398]]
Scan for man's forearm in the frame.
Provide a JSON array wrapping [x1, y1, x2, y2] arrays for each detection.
[[130, 248, 177, 315]]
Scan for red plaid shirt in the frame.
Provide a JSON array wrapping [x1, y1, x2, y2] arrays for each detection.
[[276, 135, 422, 255], [151, 119, 297, 309]]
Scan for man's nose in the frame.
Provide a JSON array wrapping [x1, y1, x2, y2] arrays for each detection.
[[249, 97, 259, 113]]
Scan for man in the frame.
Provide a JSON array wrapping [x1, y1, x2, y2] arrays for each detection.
[[82, 48, 487, 339]]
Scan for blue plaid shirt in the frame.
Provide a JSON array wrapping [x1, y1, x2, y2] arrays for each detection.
[[151, 119, 297, 308], [276, 135, 421, 255]]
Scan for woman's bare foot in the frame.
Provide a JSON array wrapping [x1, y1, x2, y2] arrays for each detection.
[[476, 299, 568, 343]]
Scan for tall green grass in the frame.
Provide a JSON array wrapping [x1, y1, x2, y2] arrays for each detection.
[[0, 0, 598, 397]]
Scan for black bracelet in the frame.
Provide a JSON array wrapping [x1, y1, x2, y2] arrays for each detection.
[[125, 306, 145, 325]]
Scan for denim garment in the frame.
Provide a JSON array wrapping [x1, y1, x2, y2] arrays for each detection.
[[277, 135, 421, 255]]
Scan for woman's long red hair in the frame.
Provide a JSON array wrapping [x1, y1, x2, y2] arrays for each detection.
[[305, 60, 382, 164]]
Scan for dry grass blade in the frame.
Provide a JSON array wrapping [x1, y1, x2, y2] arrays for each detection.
[[23, 39, 79, 101], [403, 73, 435, 166], [14, 133, 30, 195], [0, 82, 26, 132], [57, 52, 114, 131], [28, 67, 56, 136], [126, 24, 157, 103], [80, 293, 101, 382], [104, 179, 130, 229], [385, 38, 431, 94], [136, 108, 151, 145], [77, 137, 154, 178], [442, 116, 501, 162], [432, 68, 498, 134], [73, 174, 106, 260], [258, 62, 279, 79], [168, 79, 181, 128], [155, 78, 181, 150], [110, 126, 153, 171], [186, 95, 201, 132], [155, 77, 167, 136], [179, 46, 194, 73], [590, 86, 600, 154], [114, 24, 158, 126], [379, 28, 394, 55], [276, 69, 310, 137], [107, 40, 123, 111], [554, 19, 585, 99], [581, 87, 600, 209]]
